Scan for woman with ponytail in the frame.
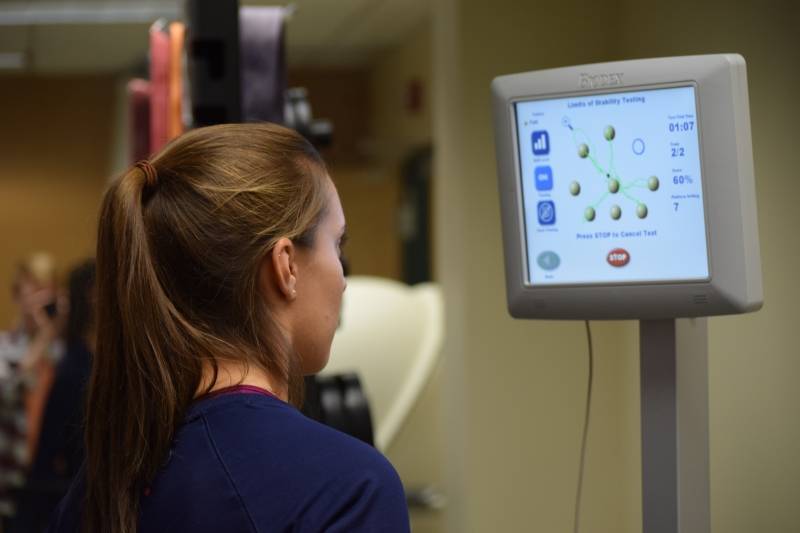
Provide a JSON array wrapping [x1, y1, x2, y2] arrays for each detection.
[[47, 123, 409, 533]]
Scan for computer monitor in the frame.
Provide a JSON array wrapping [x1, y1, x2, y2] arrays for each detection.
[[492, 54, 762, 319]]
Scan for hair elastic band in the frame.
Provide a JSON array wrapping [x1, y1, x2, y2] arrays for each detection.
[[135, 160, 158, 187]]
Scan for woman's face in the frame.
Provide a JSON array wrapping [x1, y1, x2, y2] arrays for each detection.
[[291, 180, 347, 374]]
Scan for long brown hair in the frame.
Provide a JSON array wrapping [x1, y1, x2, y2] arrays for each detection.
[[85, 123, 328, 533]]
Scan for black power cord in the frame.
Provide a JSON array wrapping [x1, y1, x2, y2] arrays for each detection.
[[574, 320, 595, 533]]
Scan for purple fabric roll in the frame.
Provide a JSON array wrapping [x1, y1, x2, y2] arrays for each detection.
[[239, 6, 286, 124]]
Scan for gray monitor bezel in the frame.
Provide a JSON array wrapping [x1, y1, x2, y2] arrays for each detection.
[[492, 54, 762, 319]]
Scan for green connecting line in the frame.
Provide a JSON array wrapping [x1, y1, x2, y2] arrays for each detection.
[[571, 128, 605, 175], [590, 192, 610, 210], [568, 122, 651, 217], [627, 178, 649, 188], [571, 128, 594, 153], [608, 139, 616, 178], [620, 187, 643, 206], [587, 155, 606, 177]]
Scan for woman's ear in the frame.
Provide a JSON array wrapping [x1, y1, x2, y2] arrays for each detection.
[[261, 237, 298, 302]]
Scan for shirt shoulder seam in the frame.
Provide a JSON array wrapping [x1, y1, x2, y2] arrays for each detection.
[[200, 414, 261, 533]]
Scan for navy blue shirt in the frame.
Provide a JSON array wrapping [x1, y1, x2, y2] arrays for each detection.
[[48, 392, 410, 532]]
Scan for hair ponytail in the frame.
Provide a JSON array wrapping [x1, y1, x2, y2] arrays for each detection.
[[84, 123, 328, 532], [86, 165, 196, 532]]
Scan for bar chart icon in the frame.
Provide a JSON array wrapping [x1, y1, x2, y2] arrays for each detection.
[[532, 130, 550, 155]]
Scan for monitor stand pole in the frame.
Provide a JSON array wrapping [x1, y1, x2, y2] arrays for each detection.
[[640, 319, 710, 533]]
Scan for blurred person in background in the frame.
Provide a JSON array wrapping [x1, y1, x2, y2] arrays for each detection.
[[9, 260, 95, 533], [0, 253, 65, 526]]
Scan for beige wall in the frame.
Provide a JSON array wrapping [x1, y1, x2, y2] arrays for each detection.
[[434, 0, 800, 532], [0, 76, 115, 326], [344, 20, 433, 283], [369, 22, 433, 160]]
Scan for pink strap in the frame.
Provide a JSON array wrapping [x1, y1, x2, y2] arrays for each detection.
[[201, 384, 278, 401]]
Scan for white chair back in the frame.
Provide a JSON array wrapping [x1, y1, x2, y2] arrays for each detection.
[[322, 276, 444, 451]]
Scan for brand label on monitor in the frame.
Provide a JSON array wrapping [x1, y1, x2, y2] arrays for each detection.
[[579, 72, 624, 89]]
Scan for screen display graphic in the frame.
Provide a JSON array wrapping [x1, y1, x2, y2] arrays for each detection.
[[515, 86, 709, 286]]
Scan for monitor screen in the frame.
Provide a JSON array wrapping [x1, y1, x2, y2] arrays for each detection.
[[514, 85, 710, 286]]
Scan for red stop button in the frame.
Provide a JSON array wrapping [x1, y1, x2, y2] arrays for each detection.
[[607, 248, 630, 267]]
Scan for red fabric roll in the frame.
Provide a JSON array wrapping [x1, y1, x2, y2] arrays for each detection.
[[127, 79, 151, 163], [168, 22, 185, 140]]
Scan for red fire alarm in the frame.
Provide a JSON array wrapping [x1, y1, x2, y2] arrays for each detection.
[[406, 78, 423, 114]]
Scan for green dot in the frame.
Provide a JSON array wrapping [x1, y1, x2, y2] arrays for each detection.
[[569, 181, 581, 196], [584, 207, 596, 221], [604, 125, 616, 141], [608, 178, 620, 193], [648, 176, 660, 191], [637, 203, 648, 219], [610, 205, 622, 220], [578, 144, 589, 158]]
